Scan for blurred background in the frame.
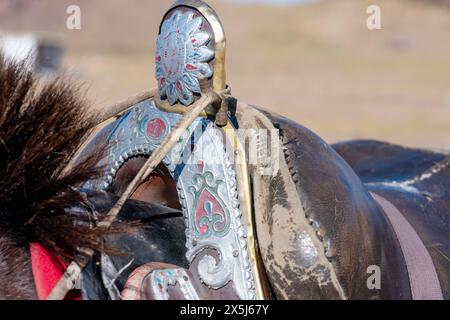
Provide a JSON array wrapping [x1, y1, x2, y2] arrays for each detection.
[[0, 0, 449, 149]]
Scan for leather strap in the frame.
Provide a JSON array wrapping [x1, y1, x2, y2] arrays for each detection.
[[370, 192, 443, 300]]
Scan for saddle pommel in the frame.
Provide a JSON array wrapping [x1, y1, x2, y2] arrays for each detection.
[[155, 0, 226, 110]]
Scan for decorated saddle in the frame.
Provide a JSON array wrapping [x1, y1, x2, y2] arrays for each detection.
[[76, 0, 449, 300]]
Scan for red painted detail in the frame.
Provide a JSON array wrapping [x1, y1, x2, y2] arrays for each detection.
[[176, 80, 183, 92], [146, 118, 167, 140], [186, 64, 197, 71], [197, 160, 205, 173], [195, 189, 226, 235]]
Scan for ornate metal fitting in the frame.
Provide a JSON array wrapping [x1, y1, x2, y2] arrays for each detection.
[[150, 268, 199, 300], [81, 0, 262, 301], [86, 100, 255, 300], [155, 0, 226, 108]]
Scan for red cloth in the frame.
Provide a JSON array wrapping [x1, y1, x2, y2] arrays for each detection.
[[30, 242, 81, 300]]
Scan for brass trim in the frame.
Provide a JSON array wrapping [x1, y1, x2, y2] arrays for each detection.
[[224, 123, 270, 300]]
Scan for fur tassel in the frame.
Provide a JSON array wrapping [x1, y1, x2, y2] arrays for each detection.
[[0, 56, 130, 262]]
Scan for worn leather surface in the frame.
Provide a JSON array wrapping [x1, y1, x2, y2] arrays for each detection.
[[333, 140, 450, 299], [234, 102, 412, 299]]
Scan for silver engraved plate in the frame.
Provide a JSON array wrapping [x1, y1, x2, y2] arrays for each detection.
[[150, 268, 199, 300], [156, 10, 214, 106], [87, 100, 256, 300]]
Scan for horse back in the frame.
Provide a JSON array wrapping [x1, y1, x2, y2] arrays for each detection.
[[334, 140, 450, 299]]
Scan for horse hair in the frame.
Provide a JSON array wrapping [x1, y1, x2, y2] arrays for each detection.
[[0, 56, 131, 267], [0, 235, 36, 299]]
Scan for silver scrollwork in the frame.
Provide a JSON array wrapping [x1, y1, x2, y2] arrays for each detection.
[[156, 10, 214, 106], [85, 99, 255, 300]]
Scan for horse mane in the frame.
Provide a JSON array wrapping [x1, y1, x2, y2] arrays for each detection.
[[0, 56, 125, 263]]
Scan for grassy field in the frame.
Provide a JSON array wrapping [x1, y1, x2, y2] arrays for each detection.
[[1, 0, 450, 149]]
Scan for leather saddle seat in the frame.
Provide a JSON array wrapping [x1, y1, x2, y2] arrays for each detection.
[[236, 104, 449, 300]]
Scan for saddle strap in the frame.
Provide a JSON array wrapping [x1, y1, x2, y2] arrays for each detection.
[[370, 192, 443, 300]]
